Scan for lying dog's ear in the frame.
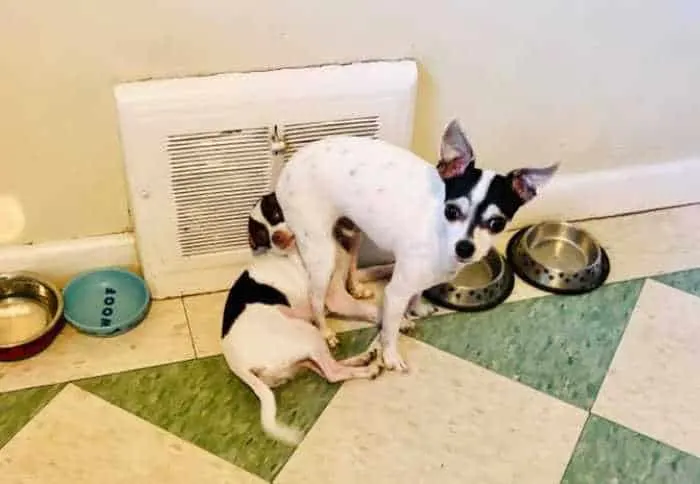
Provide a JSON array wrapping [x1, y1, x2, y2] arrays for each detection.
[[508, 163, 559, 202], [259, 192, 284, 226], [248, 217, 271, 252], [437, 119, 475, 180]]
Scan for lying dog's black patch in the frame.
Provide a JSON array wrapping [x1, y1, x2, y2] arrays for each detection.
[[221, 270, 290, 338]]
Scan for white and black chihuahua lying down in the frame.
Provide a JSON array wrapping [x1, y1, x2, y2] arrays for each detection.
[[221, 192, 392, 446]]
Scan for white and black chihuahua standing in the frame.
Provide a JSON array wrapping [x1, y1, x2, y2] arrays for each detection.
[[220, 193, 391, 446], [276, 120, 558, 371]]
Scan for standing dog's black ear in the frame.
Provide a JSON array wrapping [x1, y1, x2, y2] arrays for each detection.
[[508, 163, 560, 202], [437, 119, 475, 180]]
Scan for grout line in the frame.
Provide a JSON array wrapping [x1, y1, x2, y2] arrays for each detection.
[[179, 297, 199, 358], [586, 278, 647, 412], [559, 201, 700, 225], [558, 412, 592, 482], [0, 383, 66, 451]]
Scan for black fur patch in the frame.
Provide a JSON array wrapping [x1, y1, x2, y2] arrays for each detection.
[[221, 270, 290, 338], [260, 192, 285, 225], [443, 167, 524, 231], [333, 216, 358, 252], [248, 217, 271, 251]]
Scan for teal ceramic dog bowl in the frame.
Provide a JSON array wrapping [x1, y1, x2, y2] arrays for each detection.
[[63, 268, 151, 336]]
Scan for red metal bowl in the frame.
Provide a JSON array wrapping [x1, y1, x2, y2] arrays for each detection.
[[0, 272, 65, 362]]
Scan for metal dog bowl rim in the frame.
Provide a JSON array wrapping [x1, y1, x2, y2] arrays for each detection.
[[62, 267, 151, 337], [423, 248, 516, 313], [522, 221, 602, 270], [506, 223, 610, 296], [0, 271, 65, 359]]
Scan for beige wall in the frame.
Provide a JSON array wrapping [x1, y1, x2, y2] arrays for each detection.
[[2, 0, 699, 245]]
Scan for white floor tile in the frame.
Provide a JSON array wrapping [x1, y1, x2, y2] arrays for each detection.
[[594, 279, 700, 457], [276, 337, 586, 484]]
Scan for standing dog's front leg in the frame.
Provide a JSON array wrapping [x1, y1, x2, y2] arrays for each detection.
[[379, 279, 413, 372]]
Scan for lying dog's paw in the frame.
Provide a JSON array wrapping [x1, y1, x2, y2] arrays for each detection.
[[369, 363, 384, 380], [323, 328, 339, 348], [399, 319, 416, 333], [406, 298, 438, 319], [348, 281, 374, 300], [349, 348, 378, 367], [367, 347, 379, 361]]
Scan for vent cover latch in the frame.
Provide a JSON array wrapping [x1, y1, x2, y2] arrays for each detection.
[[269, 125, 288, 185]]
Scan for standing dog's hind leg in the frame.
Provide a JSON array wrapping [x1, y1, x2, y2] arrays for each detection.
[[334, 217, 374, 300], [295, 231, 339, 348], [346, 231, 375, 299], [326, 250, 379, 323], [354, 263, 395, 284]]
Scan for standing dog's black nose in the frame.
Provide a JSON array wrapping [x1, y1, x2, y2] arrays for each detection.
[[455, 239, 475, 260]]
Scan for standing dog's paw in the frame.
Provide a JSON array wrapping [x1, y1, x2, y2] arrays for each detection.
[[348, 281, 375, 300], [381, 346, 409, 372], [406, 298, 438, 319], [323, 328, 339, 348]]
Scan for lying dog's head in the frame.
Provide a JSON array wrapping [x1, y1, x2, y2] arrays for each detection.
[[437, 120, 559, 264], [248, 192, 296, 256]]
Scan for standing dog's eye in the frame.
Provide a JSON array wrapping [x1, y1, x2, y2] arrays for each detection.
[[444, 204, 463, 222], [485, 217, 506, 234]]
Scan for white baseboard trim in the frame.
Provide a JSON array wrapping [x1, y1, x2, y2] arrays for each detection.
[[513, 157, 700, 228], [2, 158, 698, 298], [0, 233, 139, 288]]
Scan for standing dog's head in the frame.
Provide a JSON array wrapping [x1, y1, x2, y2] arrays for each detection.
[[437, 120, 559, 264], [247, 192, 296, 256]]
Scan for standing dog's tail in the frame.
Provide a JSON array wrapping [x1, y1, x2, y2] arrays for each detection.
[[235, 367, 303, 446]]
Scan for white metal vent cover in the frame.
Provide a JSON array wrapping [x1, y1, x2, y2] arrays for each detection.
[[115, 60, 417, 298]]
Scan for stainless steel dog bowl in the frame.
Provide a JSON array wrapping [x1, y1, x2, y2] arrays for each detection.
[[506, 222, 610, 295], [0, 272, 65, 361], [423, 248, 515, 312]]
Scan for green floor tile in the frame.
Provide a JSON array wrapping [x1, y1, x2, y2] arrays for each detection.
[[414, 280, 643, 409], [655, 268, 700, 298], [0, 384, 63, 448], [76, 327, 377, 481], [562, 415, 700, 483]]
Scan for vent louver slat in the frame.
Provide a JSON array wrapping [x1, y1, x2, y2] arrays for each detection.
[[167, 127, 271, 257], [282, 116, 380, 161], [166, 116, 381, 259]]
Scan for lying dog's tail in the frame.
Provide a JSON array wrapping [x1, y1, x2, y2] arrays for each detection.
[[236, 368, 303, 446]]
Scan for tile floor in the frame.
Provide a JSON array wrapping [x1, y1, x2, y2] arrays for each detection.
[[2, 204, 700, 483]]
